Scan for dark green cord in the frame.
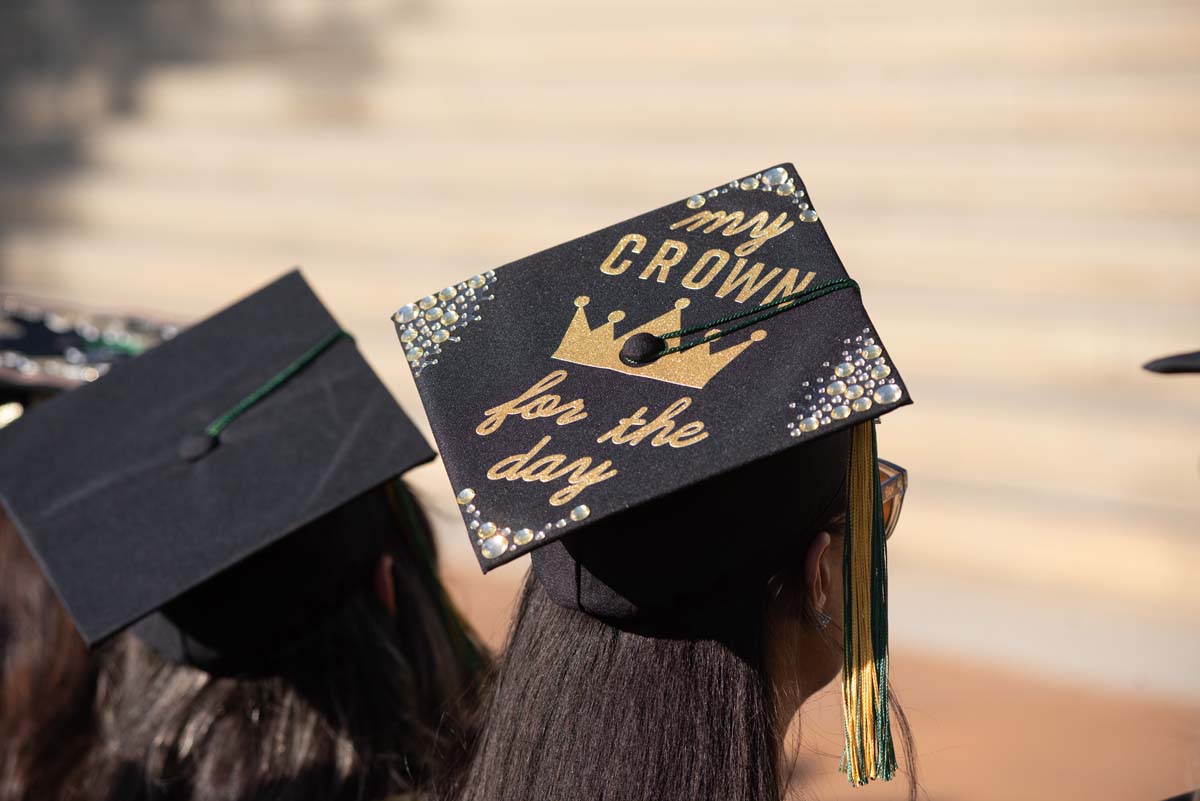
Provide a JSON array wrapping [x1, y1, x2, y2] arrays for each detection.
[[203, 329, 349, 439], [652, 278, 859, 359]]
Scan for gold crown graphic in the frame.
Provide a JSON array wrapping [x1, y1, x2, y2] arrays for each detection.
[[551, 296, 766, 389]]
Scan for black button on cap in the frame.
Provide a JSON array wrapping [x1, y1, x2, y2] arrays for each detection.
[[619, 332, 666, 367], [178, 433, 218, 462]]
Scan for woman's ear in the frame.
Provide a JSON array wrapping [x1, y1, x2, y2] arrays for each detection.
[[374, 554, 398, 618], [804, 531, 833, 616]]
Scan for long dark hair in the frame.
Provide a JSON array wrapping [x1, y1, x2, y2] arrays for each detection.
[[447, 572, 780, 801], [446, 563, 916, 801], [1, 482, 489, 801], [0, 511, 98, 801]]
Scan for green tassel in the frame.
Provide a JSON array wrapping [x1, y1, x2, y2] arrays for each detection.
[[840, 420, 896, 785]]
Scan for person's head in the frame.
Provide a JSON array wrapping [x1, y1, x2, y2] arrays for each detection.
[[53, 480, 488, 801], [446, 440, 913, 801], [394, 163, 916, 799]]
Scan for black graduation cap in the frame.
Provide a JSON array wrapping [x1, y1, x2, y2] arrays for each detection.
[[396, 164, 910, 785], [395, 163, 910, 572], [1144, 350, 1200, 374], [0, 270, 434, 663]]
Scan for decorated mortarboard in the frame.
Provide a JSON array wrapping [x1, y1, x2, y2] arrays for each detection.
[[0, 292, 179, 428], [395, 163, 911, 785], [0, 270, 434, 670]]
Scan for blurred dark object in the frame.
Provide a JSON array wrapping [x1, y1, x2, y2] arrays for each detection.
[[0, 292, 179, 405], [1144, 350, 1200, 375]]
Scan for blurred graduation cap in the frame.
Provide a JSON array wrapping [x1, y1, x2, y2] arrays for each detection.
[[394, 164, 910, 785], [0, 292, 179, 428], [0, 270, 434, 674], [1143, 350, 1200, 374]]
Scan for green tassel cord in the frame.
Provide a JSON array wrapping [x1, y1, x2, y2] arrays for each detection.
[[840, 420, 897, 786]]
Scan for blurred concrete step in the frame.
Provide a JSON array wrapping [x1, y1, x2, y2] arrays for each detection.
[[132, 66, 1200, 145], [77, 129, 1200, 221], [428, 0, 1200, 17], [893, 480, 1200, 611], [386, 16, 1200, 76]]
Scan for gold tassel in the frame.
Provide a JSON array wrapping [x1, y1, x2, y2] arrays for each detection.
[[840, 421, 896, 785]]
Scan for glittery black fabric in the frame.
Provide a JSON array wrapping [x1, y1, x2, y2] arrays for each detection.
[[399, 163, 912, 610]]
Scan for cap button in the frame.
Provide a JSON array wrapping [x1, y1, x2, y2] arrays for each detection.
[[619, 332, 666, 367], [178, 433, 218, 462]]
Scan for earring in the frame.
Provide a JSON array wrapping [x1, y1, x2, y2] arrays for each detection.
[[814, 610, 831, 631]]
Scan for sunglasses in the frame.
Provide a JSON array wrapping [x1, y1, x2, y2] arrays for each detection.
[[828, 459, 908, 541]]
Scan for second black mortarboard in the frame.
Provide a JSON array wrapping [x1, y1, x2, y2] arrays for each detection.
[[0, 270, 434, 658]]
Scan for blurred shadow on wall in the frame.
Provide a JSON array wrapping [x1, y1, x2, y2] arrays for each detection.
[[0, 1, 219, 280], [0, 0, 421, 281]]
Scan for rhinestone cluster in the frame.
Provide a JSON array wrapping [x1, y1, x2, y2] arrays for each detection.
[[455, 487, 591, 561], [785, 328, 903, 438], [0, 295, 178, 385], [394, 271, 497, 378], [684, 165, 818, 222]]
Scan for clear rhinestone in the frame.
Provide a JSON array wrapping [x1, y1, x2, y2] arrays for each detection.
[[800, 209, 819, 223], [467, 274, 486, 289], [761, 166, 788, 187], [443, 309, 461, 326], [686, 194, 706, 209], [740, 176, 759, 191], [852, 397, 873, 413], [826, 381, 846, 396], [480, 534, 509, 560], [396, 304, 418, 324], [457, 488, 475, 505], [438, 286, 457, 301], [871, 364, 892, 380], [570, 505, 591, 522], [834, 362, 854, 378], [418, 295, 437, 310], [514, 528, 535, 546], [800, 417, 820, 433], [831, 405, 851, 420], [874, 384, 903, 404], [400, 327, 418, 343], [478, 521, 497, 538], [862, 344, 883, 359], [405, 347, 424, 362], [844, 384, 864, 400]]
